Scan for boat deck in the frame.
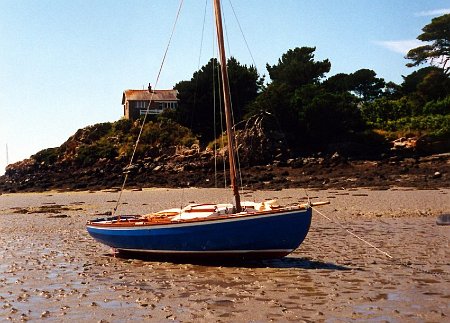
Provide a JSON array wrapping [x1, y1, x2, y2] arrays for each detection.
[[87, 203, 311, 228]]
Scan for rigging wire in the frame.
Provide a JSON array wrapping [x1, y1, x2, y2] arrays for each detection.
[[312, 206, 449, 278], [211, 2, 228, 188], [210, 3, 219, 188], [312, 206, 393, 259], [214, 47, 228, 188], [191, 0, 209, 131], [213, 48, 218, 187], [228, 0, 257, 67], [215, 0, 239, 190], [112, 0, 185, 217]]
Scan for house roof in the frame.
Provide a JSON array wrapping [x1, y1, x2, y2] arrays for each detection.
[[122, 89, 178, 104]]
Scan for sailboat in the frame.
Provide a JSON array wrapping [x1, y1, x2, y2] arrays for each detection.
[[86, 0, 326, 260]]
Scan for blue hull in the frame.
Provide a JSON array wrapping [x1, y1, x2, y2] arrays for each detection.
[[86, 208, 312, 259]]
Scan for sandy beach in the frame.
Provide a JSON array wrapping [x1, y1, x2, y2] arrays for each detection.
[[0, 187, 449, 322]]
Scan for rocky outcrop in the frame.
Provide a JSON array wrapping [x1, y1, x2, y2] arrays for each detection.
[[2, 147, 449, 192], [1, 123, 449, 193]]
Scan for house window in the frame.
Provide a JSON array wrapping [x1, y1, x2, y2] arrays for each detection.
[[160, 102, 177, 109], [136, 101, 177, 116], [136, 101, 148, 110]]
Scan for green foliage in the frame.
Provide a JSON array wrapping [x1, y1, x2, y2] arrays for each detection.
[[246, 82, 301, 145], [67, 117, 196, 166], [246, 47, 374, 150], [406, 14, 450, 74], [303, 92, 365, 147], [381, 114, 450, 138], [32, 147, 59, 165], [266, 47, 331, 88], [423, 96, 450, 115], [112, 118, 133, 134], [360, 97, 419, 124], [347, 69, 385, 101], [417, 69, 450, 100], [174, 57, 262, 145], [75, 139, 118, 167], [83, 122, 112, 143], [32, 15, 450, 166], [401, 67, 441, 94], [140, 118, 197, 147], [324, 69, 386, 102]]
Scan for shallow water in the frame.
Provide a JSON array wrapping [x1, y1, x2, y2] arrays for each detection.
[[0, 188, 449, 322]]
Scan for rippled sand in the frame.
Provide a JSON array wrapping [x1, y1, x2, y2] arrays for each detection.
[[0, 187, 449, 322]]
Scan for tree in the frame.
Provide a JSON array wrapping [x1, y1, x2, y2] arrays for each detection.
[[226, 57, 264, 122], [174, 58, 220, 145], [406, 14, 450, 74], [401, 66, 450, 101], [324, 69, 386, 102], [347, 69, 385, 101], [323, 73, 352, 93], [401, 67, 441, 94], [246, 82, 297, 137], [174, 58, 262, 145], [416, 69, 450, 100], [304, 92, 364, 147], [266, 47, 331, 88]]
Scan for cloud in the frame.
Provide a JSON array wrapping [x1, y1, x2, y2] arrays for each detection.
[[374, 40, 423, 55], [415, 8, 450, 17]]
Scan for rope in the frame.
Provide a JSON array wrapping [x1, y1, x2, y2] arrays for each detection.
[[312, 206, 449, 278], [227, 0, 257, 67], [312, 206, 393, 259], [112, 0, 185, 217], [212, 33, 227, 188], [190, 0, 208, 131], [217, 0, 243, 192]]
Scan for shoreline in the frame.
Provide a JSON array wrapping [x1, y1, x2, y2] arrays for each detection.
[[1, 186, 449, 217], [2, 153, 450, 194]]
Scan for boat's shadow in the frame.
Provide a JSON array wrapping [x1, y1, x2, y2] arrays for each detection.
[[189, 257, 352, 270], [256, 257, 352, 270], [113, 253, 351, 270]]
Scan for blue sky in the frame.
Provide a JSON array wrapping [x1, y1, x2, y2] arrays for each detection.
[[1, 0, 449, 174]]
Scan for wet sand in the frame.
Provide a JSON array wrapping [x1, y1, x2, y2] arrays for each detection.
[[0, 187, 449, 322]]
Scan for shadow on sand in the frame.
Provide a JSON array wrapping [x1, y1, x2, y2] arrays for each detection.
[[111, 251, 352, 271]]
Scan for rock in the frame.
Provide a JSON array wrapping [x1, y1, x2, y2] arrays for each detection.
[[391, 136, 417, 150], [416, 135, 450, 154], [331, 152, 340, 160], [433, 171, 442, 178]]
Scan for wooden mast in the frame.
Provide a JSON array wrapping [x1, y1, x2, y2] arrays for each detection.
[[213, 0, 242, 212]]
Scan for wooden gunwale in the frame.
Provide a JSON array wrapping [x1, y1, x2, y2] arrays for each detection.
[[87, 205, 310, 228]]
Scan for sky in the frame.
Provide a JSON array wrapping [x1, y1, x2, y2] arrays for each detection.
[[1, 0, 449, 175]]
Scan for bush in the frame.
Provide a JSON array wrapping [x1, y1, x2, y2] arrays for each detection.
[[382, 114, 450, 138], [423, 96, 450, 115], [112, 118, 133, 134], [360, 97, 418, 125], [32, 147, 59, 165], [83, 122, 113, 143], [140, 118, 197, 147], [75, 140, 118, 167]]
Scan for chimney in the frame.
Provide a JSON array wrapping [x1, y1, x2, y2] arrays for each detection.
[[148, 83, 152, 92]]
